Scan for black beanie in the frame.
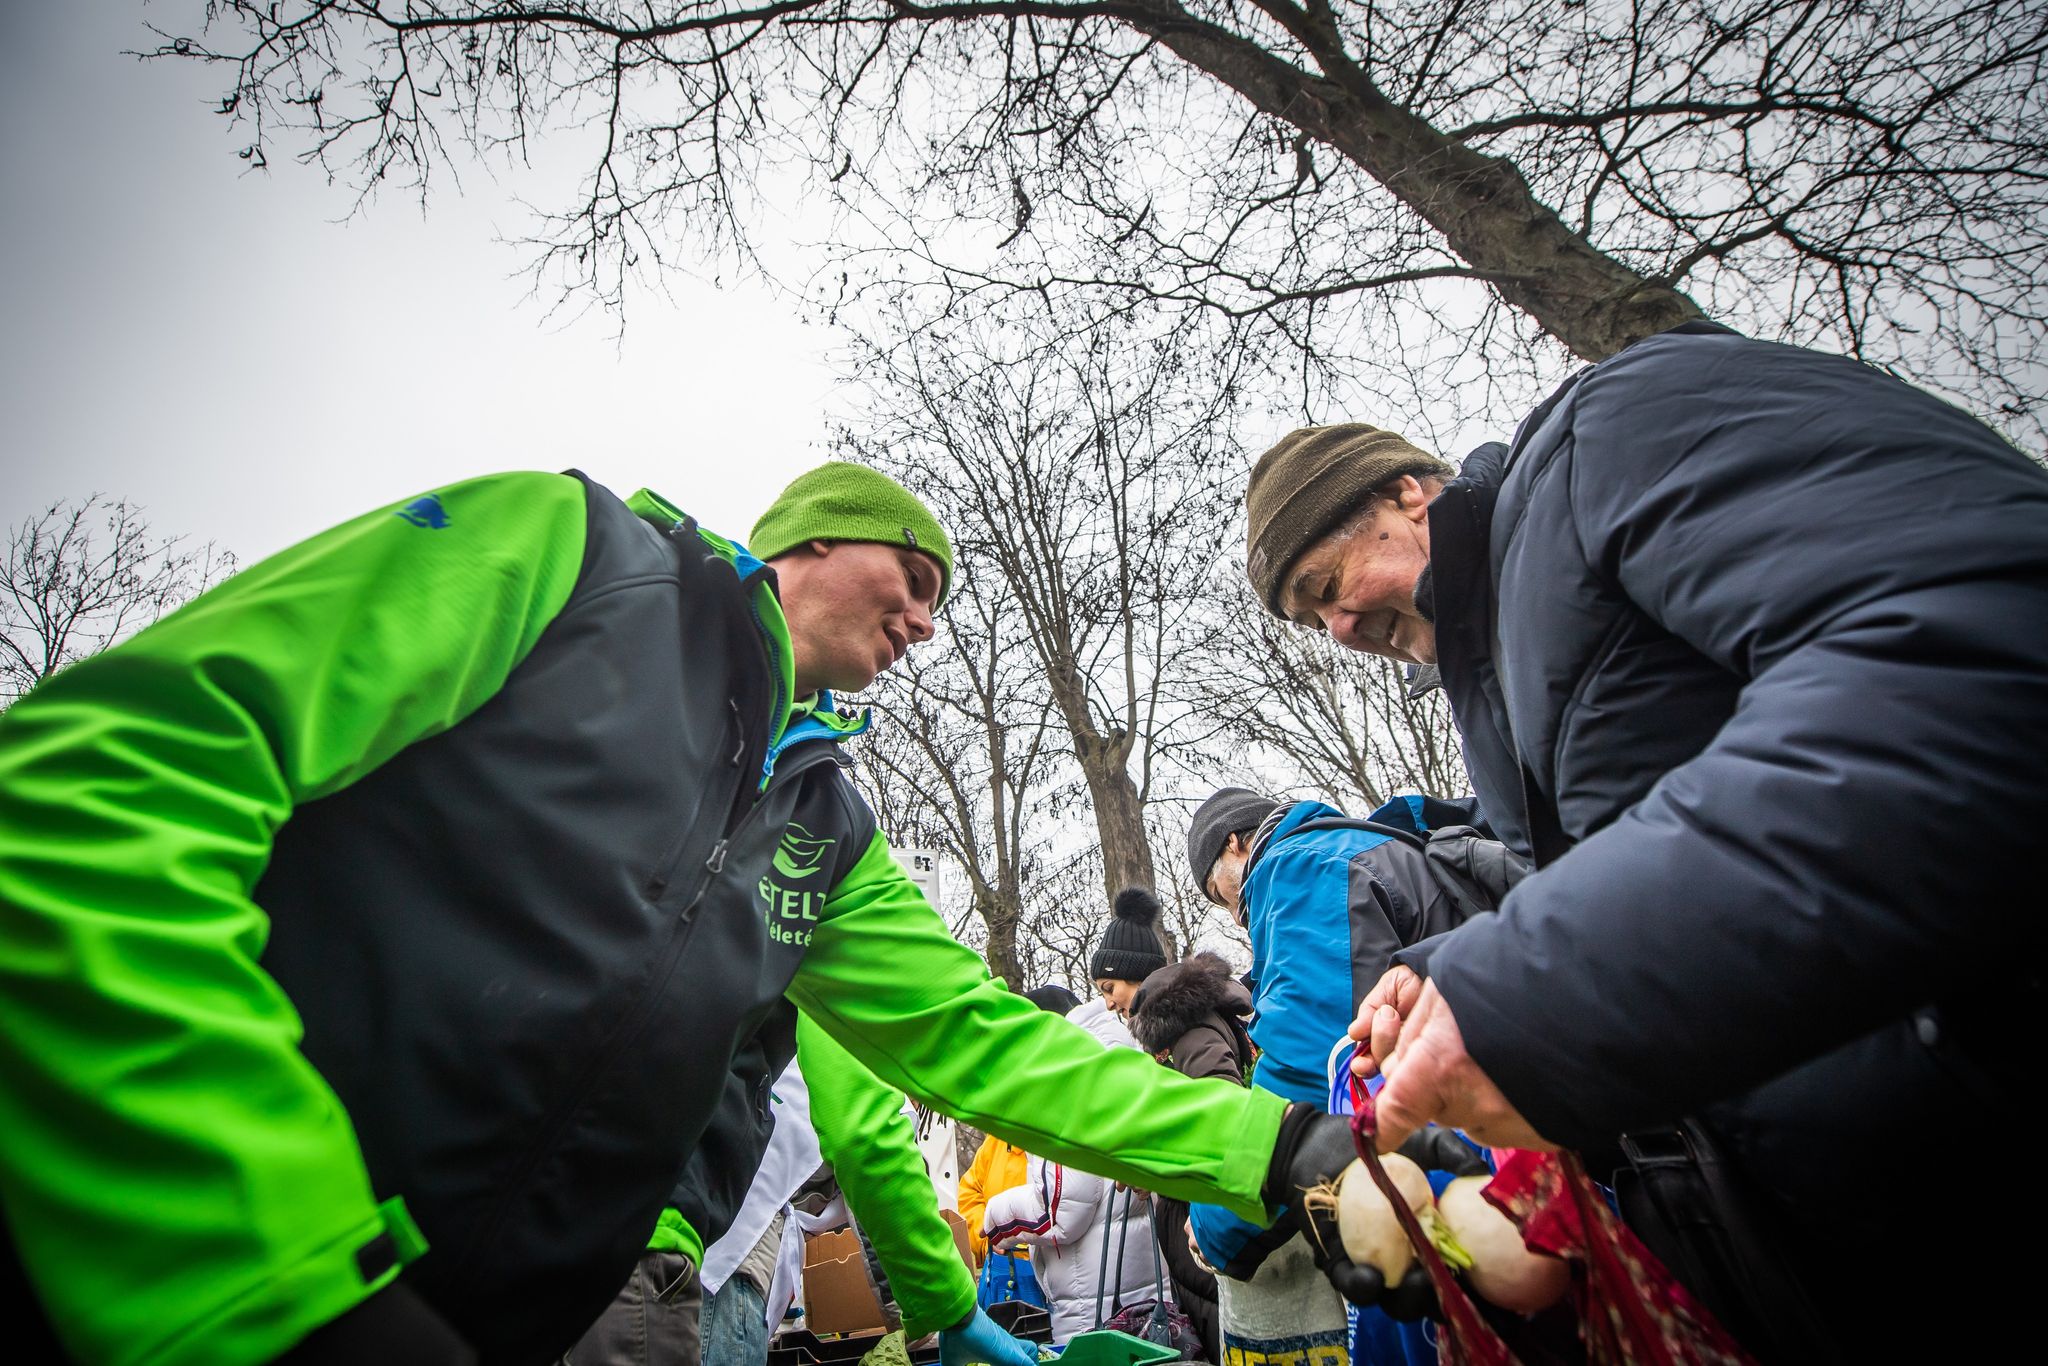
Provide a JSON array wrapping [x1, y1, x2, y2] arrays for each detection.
[[1188, 787, 1281, 898], [1090, 887, 1170, 983], [1022, 984, 1081, 1015]]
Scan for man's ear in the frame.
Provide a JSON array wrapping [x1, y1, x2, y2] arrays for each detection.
[[1393, 475, 1433, 521], [805, 538, 833, 558]]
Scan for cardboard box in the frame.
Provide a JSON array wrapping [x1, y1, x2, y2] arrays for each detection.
[[939, 1209, 974, 1271], [801, 1229, 887, 1336]]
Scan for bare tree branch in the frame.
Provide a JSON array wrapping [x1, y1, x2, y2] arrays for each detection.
[[139, 0, 2046, 443], [2, 496, 237, 708]]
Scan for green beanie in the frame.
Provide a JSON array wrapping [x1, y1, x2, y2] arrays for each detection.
[[750, 462, 955, 607]]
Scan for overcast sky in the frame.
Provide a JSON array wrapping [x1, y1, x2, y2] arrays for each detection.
[[1, 7, 837, 567]]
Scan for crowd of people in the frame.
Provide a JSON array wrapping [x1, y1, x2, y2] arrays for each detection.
[[1, 318, 2043, 1366]]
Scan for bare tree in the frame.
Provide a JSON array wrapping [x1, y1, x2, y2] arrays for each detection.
[[1010, 846, 1119, 991], [850, 572, 1063, 985], [858, 621, 1248, 991], [841, 299, 1255, 906], [144, 1, 2048, 444], [1184, 576, 1467, 810], [1142, 801, 1251, 959], [2, 496, 236, 708]]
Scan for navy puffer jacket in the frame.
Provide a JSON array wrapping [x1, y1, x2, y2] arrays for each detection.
[[1411, 323, 2048, 1333]]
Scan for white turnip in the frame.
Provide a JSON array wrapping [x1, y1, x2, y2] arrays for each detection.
[[1303, 1153, 1433, 1282], [1435, 1175, 1571, 1314]]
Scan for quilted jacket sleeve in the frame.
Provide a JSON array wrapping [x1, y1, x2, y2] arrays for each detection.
[[1424, 330, 2048, 1147]]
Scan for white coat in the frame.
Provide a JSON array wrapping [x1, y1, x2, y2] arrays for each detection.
[[982, 1001, 1161, 1343]]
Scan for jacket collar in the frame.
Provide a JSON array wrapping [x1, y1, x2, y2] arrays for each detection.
[[624, 487, 870, 785], [1242, 798, 1337, 880], [1424, 449, 1534, 853], [768, 693, 870, 779]]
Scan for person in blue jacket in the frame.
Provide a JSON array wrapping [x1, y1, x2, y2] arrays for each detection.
[[1182, 786, 1485, 1359], [1187, 786, 1479, 1107]]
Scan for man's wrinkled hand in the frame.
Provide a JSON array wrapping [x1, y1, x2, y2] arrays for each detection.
[[1348, 964, 1425, 1079], [938, 1307, 1039, 1366], [1371, 982, 1554, 1154]]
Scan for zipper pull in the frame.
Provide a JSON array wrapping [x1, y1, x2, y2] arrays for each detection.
[[706, 839, 729, 874]]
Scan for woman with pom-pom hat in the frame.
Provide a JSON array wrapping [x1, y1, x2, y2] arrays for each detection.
[[1089, 887, 1170, 1018]]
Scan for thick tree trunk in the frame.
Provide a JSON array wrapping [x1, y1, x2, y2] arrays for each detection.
[[1074, 730, 1157, 905], [976, 717, 1026, 986], [977, 884, 1025, 988], [1133, 2, 1706, 360], [1045, 658, 1169, 949]]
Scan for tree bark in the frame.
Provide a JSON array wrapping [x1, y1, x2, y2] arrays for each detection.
[[1073, 726, 1155, 902], [1129, 0, 1706, 359], [1040, 646, 1160, 918], [977, 884, 1024, 987]]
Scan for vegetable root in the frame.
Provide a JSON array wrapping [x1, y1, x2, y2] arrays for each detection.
[[1303, 1154, 1432, 1282], [1436, 1175, 1571, 1313]]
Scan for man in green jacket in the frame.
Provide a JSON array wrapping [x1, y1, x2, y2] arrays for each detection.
[[0, 463, 1367, 1366]]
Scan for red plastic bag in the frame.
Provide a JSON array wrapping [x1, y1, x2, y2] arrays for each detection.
[[1346, 1078, 1755, 1365]]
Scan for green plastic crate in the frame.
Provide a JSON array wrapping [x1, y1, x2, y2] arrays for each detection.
[[1051, 1330, 1181, 1366]]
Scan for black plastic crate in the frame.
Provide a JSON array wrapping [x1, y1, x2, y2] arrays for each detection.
[[986, 1302, 1053, 1342]]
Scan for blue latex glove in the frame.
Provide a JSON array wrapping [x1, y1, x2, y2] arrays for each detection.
[[939, 1307, 1039, 1366]]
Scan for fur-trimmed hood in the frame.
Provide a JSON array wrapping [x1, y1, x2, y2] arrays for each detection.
[[1128, 952, 1252, 1056]]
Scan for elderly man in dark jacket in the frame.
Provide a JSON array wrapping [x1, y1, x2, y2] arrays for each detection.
[[1243, 321, 2048, 1358]]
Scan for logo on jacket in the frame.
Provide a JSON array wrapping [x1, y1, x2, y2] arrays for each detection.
[[395, 495, 450, 529], [772, 824, 833, 880], [761, 822, 835, 948]]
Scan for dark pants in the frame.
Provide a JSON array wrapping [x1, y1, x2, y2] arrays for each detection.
[[559, 1251, 702, 1366]]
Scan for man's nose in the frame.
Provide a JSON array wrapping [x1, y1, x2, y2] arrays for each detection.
[[905, 601, 935, 642]]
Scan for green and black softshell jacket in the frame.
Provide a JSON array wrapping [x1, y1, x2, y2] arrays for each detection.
[[0, 472, 1287, 1366]]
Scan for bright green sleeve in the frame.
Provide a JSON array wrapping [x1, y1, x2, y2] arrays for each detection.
[[797, 1013, 976, 1339], [0, 472, 587, 1366], [789, 835, 1287, 1224]]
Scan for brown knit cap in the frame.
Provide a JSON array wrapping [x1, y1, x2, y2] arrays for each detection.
[[1244, 424, 1457, 617]]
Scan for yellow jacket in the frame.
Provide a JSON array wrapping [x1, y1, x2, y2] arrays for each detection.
[[957, 1134, 1029, 1265]]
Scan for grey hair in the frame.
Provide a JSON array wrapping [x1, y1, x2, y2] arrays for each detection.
[[1327, 468, 1448, 544]]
